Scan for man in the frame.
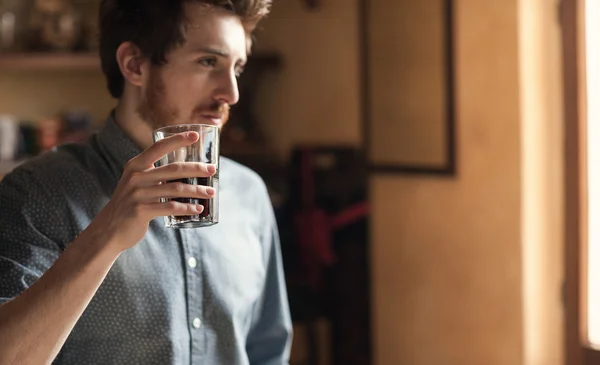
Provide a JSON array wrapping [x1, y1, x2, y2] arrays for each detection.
[[0, 0, 292, 364]]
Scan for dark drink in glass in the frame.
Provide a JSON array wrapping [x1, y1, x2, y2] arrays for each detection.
[[153, 124, 220, 228], [167, 176, 218, 227]]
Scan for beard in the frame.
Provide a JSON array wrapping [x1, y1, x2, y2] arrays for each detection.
[[137, 66, 230, 131]]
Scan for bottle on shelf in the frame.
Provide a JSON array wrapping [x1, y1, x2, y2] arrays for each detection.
[[0, 0, 31, 52]]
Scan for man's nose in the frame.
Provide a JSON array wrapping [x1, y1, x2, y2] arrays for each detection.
[[213, 70, 240, 106]]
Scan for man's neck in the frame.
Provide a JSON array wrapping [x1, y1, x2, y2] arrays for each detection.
[[113, 99, 154, 150]]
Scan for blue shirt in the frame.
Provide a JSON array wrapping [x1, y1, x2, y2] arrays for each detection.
[[0, 116, 293, 364]]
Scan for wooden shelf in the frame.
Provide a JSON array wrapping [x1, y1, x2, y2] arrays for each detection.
[[0, 52, 280, 71], [0, 53, 100, 71]]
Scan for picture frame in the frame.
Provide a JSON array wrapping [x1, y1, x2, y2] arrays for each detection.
[[360, 0, 456, 175]]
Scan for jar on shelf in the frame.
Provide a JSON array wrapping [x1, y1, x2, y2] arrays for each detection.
[[0, 0, 32, 52], [27, 0, 85, 52], [0, 114, 19, 161]]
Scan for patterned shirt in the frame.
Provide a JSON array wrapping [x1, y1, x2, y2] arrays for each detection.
[[0, 116, 292, 365]]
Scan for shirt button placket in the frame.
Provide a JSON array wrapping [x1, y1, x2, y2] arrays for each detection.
[[188, 257, 201, 331], [180, 231, 204, 362]]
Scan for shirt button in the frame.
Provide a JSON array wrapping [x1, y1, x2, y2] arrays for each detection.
[[188, 257, 197, 268], [192, 318, 202, 329]]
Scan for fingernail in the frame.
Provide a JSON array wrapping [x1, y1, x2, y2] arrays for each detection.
[[206, 187, 216, 196], [207, 164, 216, 174], [187, 132, 197, 139], [195, 204, 204, 213]]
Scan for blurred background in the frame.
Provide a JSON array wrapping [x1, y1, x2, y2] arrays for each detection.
[[1, 0, 599, 364]]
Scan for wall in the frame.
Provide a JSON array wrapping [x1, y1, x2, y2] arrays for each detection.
[[371, 0, 525, 363], [371, 0, 564, 365], [0, 69, 114, 124], [252, 0, 362, 156]]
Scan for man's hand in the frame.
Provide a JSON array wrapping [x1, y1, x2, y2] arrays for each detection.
[[90, 131, 216, 252]]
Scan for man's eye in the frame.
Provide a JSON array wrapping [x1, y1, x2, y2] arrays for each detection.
[[199, 58, 217, 67]]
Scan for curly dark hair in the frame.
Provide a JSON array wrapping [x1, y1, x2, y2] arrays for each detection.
[[99, 0, 272, 98]]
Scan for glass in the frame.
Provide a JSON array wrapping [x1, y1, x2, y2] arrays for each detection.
[[153, 124, 220, 229]]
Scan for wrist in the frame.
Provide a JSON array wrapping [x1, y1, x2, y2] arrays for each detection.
[[77, 219, 123, 259]]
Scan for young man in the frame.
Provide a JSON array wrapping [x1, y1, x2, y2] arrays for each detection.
[[0, 0, 292, 364]]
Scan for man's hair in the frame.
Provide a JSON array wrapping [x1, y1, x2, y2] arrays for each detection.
[[99, 0, 271, 99]]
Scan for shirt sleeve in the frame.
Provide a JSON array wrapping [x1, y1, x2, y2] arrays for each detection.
[[0, 168, 63, 304], [246, 190, 293, 365]]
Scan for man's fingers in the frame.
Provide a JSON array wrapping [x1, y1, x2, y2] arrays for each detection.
[[135, 182, 216, 202], [136, 162, 216, 186], [128, 132, 199, 170], [145, 200, 204, 217]]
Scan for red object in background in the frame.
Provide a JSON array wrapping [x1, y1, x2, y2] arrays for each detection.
[[330, 202, 370, 230], [293, 150, 369, 292], [294, 150, 336, 291], [294, 207, 335, 291]]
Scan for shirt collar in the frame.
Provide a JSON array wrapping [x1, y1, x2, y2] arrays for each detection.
[[96, 112, 143, 175]]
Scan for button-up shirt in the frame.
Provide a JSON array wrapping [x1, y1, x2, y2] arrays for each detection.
[[0, 116, 292, 364]]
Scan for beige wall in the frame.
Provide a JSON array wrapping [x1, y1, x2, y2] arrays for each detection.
[[371, 0, 564, 365], [253, 0, 362, 156], [0, 69, 114, 123], [371, 0, 525, 363]]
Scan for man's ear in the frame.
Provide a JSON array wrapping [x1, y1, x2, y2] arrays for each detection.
[[116, 42, 146, 87]]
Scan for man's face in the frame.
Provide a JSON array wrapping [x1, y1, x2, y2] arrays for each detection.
[[138, 3, 247, 130]]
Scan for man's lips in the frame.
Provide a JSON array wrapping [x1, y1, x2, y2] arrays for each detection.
[[200, 114, 222, 126]]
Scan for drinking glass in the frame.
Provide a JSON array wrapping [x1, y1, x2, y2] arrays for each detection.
[[153, 124, 220, 228]]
